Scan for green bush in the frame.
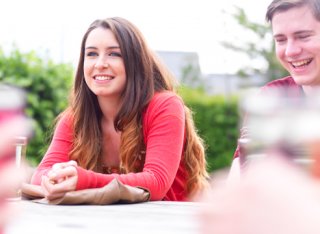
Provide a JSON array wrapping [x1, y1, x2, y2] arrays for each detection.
[[0, 48, 73, 165], [178, 86, 239, 172]]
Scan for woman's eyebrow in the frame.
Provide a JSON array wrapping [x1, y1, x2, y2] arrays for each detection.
[[85, 46, 120, 50]]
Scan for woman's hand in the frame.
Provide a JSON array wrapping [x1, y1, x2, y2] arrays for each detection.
[[41, 160, 78, 201]]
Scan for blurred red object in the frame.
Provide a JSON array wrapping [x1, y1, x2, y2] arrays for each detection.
[[0, 84, 26, 164], [0, 83, 28, 233]]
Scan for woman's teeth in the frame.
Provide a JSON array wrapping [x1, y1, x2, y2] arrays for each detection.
[[95, 76, 112, 80]]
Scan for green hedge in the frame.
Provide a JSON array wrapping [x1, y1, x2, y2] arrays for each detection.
[[0, 48, 73, 165], [179, 87, 239, 171]]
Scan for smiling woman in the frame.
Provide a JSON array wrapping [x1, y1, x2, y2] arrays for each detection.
[[30, 17, 209, 202]]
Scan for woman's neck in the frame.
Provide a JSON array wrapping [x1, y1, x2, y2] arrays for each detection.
[[97, 96, 121, 123]]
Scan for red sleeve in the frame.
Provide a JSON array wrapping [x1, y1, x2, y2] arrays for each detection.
[[76, 92, 186, 200], [30, 114, 74, 185]]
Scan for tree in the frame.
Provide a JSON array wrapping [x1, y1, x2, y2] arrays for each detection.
[[222, 7, 288, 81], [0, 48, 73, 165]]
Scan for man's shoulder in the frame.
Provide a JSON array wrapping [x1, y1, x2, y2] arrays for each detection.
[[264, 76, 297, 88], [260, 76, 303, 97]]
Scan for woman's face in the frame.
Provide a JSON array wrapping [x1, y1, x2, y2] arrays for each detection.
[[83, 27, 126, 100]]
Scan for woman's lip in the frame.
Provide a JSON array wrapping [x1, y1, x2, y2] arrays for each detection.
[[93, 74, 114, 78]]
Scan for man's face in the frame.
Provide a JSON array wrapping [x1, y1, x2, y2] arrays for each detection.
[[272, 5, 320, 86]]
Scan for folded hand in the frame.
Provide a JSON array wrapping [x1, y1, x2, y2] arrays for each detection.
[[41, 160, 78, 201]]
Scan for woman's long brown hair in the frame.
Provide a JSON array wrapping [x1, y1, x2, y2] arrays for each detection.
[[65, 17, 209, 196]]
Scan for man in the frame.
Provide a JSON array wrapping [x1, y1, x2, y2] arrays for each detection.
[[199, 2, 320, 233], [233, 0, 320, 160]]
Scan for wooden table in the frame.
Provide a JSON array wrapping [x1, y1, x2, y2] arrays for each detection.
[[5, 200, 204, 234]]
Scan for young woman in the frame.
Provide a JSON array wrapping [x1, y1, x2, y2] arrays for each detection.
[[31, 17, 209, 201]]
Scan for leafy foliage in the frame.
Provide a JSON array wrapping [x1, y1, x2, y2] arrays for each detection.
[[222, 7, 288, 81], [0, 48, 73, 165], [178, 86, 239, 171]]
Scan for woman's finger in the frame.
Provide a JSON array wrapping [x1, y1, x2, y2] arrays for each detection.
[[67, 160, 78, 167], [48, 165, 77, 182], [41, 176, 66, 200], [51, 160, 78, 171], [41, 174, 77, 200], [49, 176, 77, 193]]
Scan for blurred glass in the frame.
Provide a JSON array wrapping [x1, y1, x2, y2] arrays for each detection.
[[238, 87, 320, 177], [14, 136, 27, 169]]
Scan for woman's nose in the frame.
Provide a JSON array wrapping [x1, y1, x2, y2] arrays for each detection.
[[94, 56, 108, 69]]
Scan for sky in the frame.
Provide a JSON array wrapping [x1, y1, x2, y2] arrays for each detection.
[[1, 0, 271, 74]]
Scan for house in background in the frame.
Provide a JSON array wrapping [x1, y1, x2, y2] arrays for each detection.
[[156, 51, 201, 80], [156, 51, 204, 88], [204, 73, 267, 96], [156, 50, 267, 96]]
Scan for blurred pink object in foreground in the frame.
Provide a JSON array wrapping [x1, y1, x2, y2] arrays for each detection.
[[237, 87, 320, 176], [0, 84, 31, 234], [199, 155, 320, 234]]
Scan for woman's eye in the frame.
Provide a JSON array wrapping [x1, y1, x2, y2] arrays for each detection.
[[86, 51, 98, 57], [108, 52, 122, 57]]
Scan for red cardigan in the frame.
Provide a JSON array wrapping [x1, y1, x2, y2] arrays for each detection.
[[31, 92, 188, 201]]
